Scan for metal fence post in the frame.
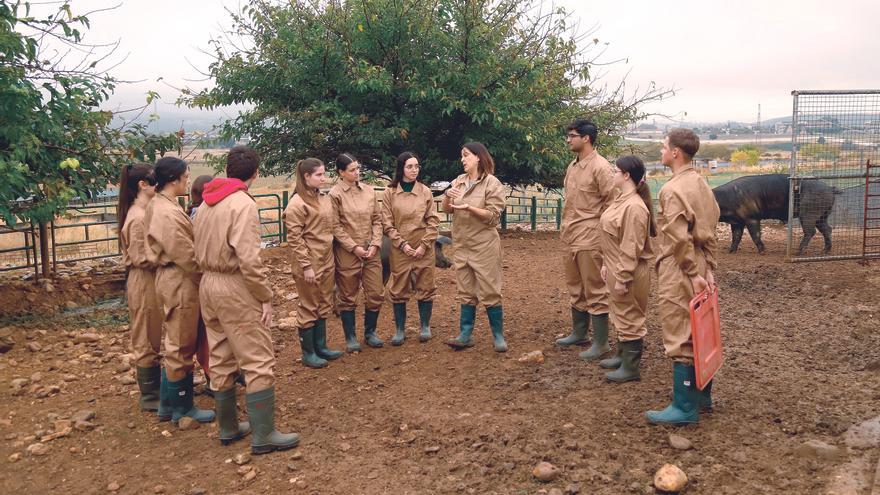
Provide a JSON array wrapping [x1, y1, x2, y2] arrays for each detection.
[[530, 196, 537, 231], [281, 190, 289, 242], [501, 206, 507, 230], [556, 198, 562, 229]]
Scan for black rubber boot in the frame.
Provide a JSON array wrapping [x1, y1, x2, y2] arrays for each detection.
[[486, 305, 508, 352], [298, 327, 328, 368], [391, 303, 407, 346], [167, 372, 216, 424], [446, 304, 476, 349], [136, 365, 161, 412], [364, 309, 384, 348], [700, 379, 714, 412], [556, 308, 589, 346], [605, 339, 642, 383], [646, 363, 700, 425], [579, 313, 611, 361], [157, 367, 171, 422], [215, 387, 251, 446], [313, 319, 343, 360], [340, 310, 361, 352], [246, 387, 300, 455], [417, 300, 433, 342]]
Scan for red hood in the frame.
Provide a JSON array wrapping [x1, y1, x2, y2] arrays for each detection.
[[202, 178, 248, 206]]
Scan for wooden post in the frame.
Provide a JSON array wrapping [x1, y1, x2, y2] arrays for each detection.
[[38, 222, 51, 278]]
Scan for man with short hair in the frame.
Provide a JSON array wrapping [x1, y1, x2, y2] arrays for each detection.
[[194, 145, 299, 454], [556, 119, 616, 361], [646, 129, 720, 425]]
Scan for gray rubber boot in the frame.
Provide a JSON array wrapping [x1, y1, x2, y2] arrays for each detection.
[[599, 347, 622, 369], [391, 302, 407, 346], [605, 339, 642, 383], [579, 313, 611, 361], [486, 305, 507, 352], [556, 308, 589, 346], [313, 319, 343, 360], [298, 327, 328, 369], [417, 300, 433, 342], [214, 387, 251, 446], [446, 304, 476, 349], [167, 372, 216, 424], [246, 387, 300, 455], [136, 365, 161, 412], [340, 310, 361, 352], [364, 310, 385, 348]]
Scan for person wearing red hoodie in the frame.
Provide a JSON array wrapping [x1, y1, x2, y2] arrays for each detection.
[[193, 146, 299, 455]]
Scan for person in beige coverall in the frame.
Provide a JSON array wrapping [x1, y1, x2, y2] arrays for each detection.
[[596, 156, 656, 383], [118, 163, 162, 412], [144, 157, 215, 424], [443, 142, 508, 353], [555, 119, 617, 361], [194, 146, 298, 454], [646, 129, 721, 426], [282, 158, 339, 369], [381, 151, 440, 345]]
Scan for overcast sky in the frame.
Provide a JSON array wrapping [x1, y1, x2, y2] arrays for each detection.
[[43, 0, 880, 125]]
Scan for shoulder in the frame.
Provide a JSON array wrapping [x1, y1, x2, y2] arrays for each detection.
[[451, 174, 468, 186], [483, 174, 503, 188], [414, 182, 432, 196]]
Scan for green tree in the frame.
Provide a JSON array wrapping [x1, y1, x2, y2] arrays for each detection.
[[731, 147, 760, 167], [184, 0, 671, 186], [0, 1, 179, 225]]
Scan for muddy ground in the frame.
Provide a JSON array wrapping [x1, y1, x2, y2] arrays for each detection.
[[0, 226, 878, 494]]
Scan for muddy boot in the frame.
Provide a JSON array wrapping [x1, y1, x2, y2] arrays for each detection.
[[700, 379, 714, 413], [391, 303, 407, 346], [556, 308, 589, 346], [215, 387, 251, 446], [417, 300, 433, 342], [486, 305, 507, 352], [136, 366, 161, 412], [363, 309, 385, 348], [599, 347, 622, 369], [606, 339, 642, 383], [298, 327, 328, 368], [157, 367, 172, 422], [446, 304, 476, 349], [646, 363, 700, 425], [200, 374, 214, 398], [246, 387, 300, 455], [313, 319, 343, 360], [340, 310, 361, 352], [167, 372, 216, 424], [579, 313, 611, 361]]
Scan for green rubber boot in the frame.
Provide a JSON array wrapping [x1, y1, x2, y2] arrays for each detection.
[[446, 304, 476, 349], [215, 387, 251, 446], [646, 363, 700, 425], [136, 365, 161, 412], [363, 310, 385, 348], [579, 313, 611, 361], [298, 327, 328, 368], [167, 372, 216, 424], [246, 387, 300, 455], [599, 347, 622, 369], [391, 302, 407, 346], [605, 339, 642, 383], [556, 308, 589, 346], [417, 300, 433, 342], [340, 310, 361, 352], [313, 319, 343, 360], [700, 379, 714, 412], [157, 367, 172, 422], [486, 305, 508, 352]]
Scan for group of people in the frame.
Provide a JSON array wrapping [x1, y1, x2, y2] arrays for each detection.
[[116, 122, 720, 457]]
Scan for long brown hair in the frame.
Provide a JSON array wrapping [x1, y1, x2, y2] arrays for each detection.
[[463, 142, 495, 176], [187, 175, 214, 215], [390, 151, 419, 188], [117, 163, 156, 235], [615, 155, 657, 237], [295, 158, 325, 201]]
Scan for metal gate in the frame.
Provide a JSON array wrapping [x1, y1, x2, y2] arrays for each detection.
[[787, 90, 880, 261]]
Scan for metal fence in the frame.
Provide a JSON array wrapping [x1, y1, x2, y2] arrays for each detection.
[[787, 90, 880, 261]]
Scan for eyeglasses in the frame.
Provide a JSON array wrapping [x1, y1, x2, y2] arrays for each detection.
[[566, 133, 582, 139]]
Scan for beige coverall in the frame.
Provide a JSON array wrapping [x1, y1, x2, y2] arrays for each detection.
[[381, 183, 440, 302], [598, 190, 655, 341], [283, 190, 335, 329], [194, 190, 276, 393], [329, 181, 384, 312], [560, 151, 615, 316], [121, 204, 163, 368], [448, 173, 506, 307], [144, 194, 201, 381], [655, 166, 720, 364]]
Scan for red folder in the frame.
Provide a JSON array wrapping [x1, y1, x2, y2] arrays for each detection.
[[690, 286, 723, 390]]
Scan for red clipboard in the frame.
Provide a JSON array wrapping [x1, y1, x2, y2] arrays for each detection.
[[689, 286, 723, 390]]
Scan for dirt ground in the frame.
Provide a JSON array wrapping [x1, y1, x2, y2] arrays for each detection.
[[0, 226, 879, 494]]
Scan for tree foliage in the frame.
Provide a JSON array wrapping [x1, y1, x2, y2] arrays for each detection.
[[731, 147, 760, 167], [0, 1, 179, 225], [185, 0, 671, 187]]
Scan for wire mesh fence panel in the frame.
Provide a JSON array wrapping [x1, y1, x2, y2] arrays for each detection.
[[787, 90, 880, 261]]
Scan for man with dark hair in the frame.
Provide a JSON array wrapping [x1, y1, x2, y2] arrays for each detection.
[[646, 128, 720, 425], [556, 119, 615, 361], [193, 146, 300, 454]]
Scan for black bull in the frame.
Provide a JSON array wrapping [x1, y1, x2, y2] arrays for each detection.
[[712, 174, 839, 254]]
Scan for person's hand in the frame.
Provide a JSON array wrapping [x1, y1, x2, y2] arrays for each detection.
[[600, 265, 608, 282], [353, 246, 368, 259], [450, 203, 470, 210], [402, 243, 416, 256], [445, 187, 462, 200], [304, 268, 316, 284], [261, 302, 273, 327], [614, 280, 628, 296], [706, 269, 716, 289], [414, 244, 426, 259], [366, 245, 378, 259], [690, 274, 708, 294]]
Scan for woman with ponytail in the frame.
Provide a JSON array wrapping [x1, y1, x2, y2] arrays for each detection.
[[118, 163, 163, 412], [282, 159, 337, 369], [596, 156, 656, 382]]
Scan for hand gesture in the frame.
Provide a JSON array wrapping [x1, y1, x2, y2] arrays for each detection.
[[413, 244, 426, 259], [353, 246, 368, 259], [261, 302, 273, 327], [366, 245, 378, 259]]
